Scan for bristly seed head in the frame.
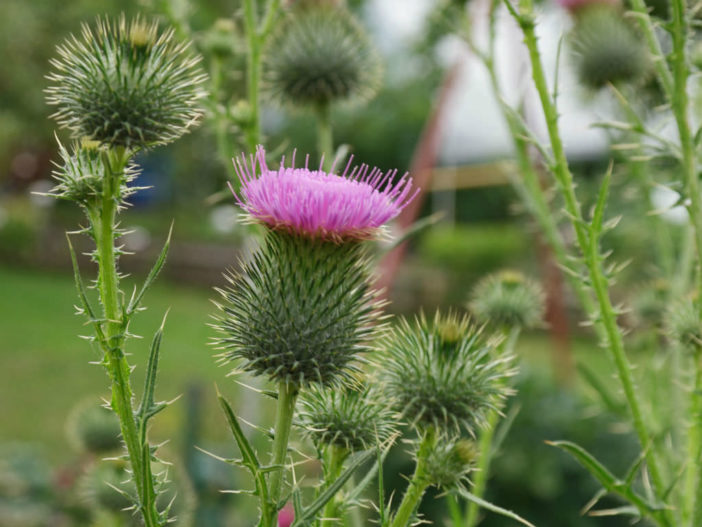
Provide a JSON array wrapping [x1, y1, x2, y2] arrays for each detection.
[[231, 146, 416, 242], [378, 311, 515, 436], [297, 383, 397, 452], [46, 15, 207, 150]]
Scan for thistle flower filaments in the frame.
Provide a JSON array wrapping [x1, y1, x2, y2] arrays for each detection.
[[570, 8, 649, 89], [47, 16, 207, 149], [263, 6, 381, 108], [297, 385, 397, 452], [665, 298, 702, 354], [379, 312, 515, 436], [214, 147, 415, 387], [469, 270, 546, 330]]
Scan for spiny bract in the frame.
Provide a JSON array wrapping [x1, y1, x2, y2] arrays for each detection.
[[263, 5, 381, 107], [379, 312, 514, 435], [423, 438, 477, 489], [469, 270, 545, 329], [297, 384, 397, 452], [570, 8, 649, 89], [47, 15, 207, 149], [214, 230, 384, 387]]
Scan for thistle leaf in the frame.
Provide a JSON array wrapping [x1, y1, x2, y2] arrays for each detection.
[[217, 390, 262, 473], [456, 487, 536, 527], [576, 362, 626, 416], [136, 312, 168, 433], [127, 224, 173, 317]]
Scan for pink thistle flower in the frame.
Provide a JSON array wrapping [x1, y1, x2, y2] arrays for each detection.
[[231, 146, 417, 242], [278, 503, 295, 527]]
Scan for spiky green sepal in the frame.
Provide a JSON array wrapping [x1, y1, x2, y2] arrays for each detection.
[[263, 6, 381, 108], [571, 8, 649, 89], [297, 384, 397, 452], [47, 15, 207, 149], [214, 231, 384, 387], [379, 312, 514, 436], [469, 270, 545, 329], [50, 139, 140, 209]]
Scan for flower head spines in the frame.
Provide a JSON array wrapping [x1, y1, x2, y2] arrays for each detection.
[[231, 146, 416, 242], [47, 15, 207, 149]]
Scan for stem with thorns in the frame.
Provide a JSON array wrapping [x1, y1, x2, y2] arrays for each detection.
[[268, 380, 299, 526]]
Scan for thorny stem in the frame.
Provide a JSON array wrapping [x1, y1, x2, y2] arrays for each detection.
[[97, 149, 161, 527], [269, 381, 299, 526], [508, 2, 673, 524], [389, 428, 436, 527]]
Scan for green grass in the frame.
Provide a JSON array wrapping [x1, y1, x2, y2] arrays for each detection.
[[0, 264, 244, 462]]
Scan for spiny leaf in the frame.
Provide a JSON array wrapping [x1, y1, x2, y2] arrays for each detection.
[[455, 487, 536, 527], [217, 389, 262, 472], [136, 311, 168, 434], [127, 224, 173, 317], [590, 164, 612, 236], [576, 362, 626, 416]]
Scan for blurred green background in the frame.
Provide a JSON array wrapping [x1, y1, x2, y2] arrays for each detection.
[[0, 0, 656, 526]]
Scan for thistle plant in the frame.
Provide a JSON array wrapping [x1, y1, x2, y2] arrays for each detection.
[[213, 146, 415, 526], [46, 15, 205, 527]]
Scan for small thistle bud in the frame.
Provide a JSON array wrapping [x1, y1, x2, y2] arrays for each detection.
[[379, 312, 515, 436], [297, 384, 397, 452], [263, 6, 382, 108], [50, 140, 140, 208], [469, 270, 545, 329], [201, 18, 238, 58], [67, 401, 122, 454], [665, 298, 702, 354], [215, 148, 415, 387], [47, 15, 207, 149], [80, 463, 133, 513], [424, 439, 477, 489], [570, 8, 649, 89], [631, 278, 669, 327]]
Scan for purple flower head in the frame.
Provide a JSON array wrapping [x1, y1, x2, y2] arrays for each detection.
[[231, 146, 417, 242]]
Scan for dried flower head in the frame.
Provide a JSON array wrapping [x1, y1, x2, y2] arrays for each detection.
[[424, 439, 477, 489], [379, 312, 515, 436], [47, 15, 207, 149], [67, 401, 122, 455], [232, 146, 416, 242], [469, 270, 546, 329], [665, 298, 702, 354], [263, 6, 381, 107], [297, 384, 397, 452], [570, 8, 649, 89]]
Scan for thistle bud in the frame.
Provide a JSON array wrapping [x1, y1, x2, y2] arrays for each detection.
[[570, 8, 649, 89], [469, 270, 545, 330], [665, 298, 702, 354], [79, 463, 133, 513], [47, 16, 207, 149], [424, 439, 477, 489], [67, 401, 122, 455], [297, 384, 396, 452], [378, 312, 514, 436], [263, 6, 381, 108], [201, 18, 238, 58]]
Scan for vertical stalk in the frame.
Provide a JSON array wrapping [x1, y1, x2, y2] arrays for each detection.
[[98, 149, 160, 527], [509, 3, 672, 524], [269, 381, 299, 526], [684, 355, 702, 524], [321, 445, 348, 526], [315, 102, 334, 171], [389, 429, 436, 527], [243, 0, 262, 152]]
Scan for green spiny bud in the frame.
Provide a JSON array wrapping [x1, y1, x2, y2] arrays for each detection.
[[47, 15, 207, 149], [631, 278, 669, 327], [570, 8, 649, 89], [469, 270, 545, 329], [201, 18, 238, 58], [80, 462, 133, 513], [297, 384, 397, 452], [263, 6, 382, 108], [424, 438, 477, 489], [67, 401, 122, 454], [665, 297, 702, 354], [50, 139, 140, 208], [378, 312, 515, 435], [214, 231, 384, 387]]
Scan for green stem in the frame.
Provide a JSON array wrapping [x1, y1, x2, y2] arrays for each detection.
[[315, 102, 333, 171], [321, 445, 348, 526], [684, 355, 702, 524], [97, 150, 161, 527], [511, 4, 672, 525], [447, 495, 464, 526], [389, 429, 436, 527], [269, 381, 299, 526], [243, 0, 262, 152]]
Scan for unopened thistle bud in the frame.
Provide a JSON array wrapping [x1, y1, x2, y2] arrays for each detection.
[[297, 384, 397, 452], [665, 298, 702, 354], [47, 15, 207, 149], [80, 463, 133, 513], [201, 18, 238, 58], [570, 8, 649, 89], [379, 312, 514, 436], [214, 147, 416, 387], [67, 401, 122, 455], [424, 439, 477, 489], [263, 6, 381, 108], [469, 270, 545, 329]]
